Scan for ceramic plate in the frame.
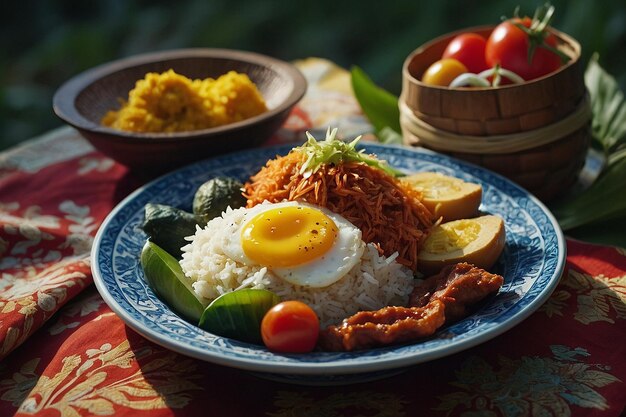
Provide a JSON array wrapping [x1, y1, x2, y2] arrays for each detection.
[[92, 143, 565, 384]]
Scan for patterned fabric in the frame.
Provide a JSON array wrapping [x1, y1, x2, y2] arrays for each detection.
[[0, 58, 624, 417]]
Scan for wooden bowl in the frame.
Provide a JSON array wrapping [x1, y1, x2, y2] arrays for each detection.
[[401, 26, 591, 201], [53, 48, 307, 172]]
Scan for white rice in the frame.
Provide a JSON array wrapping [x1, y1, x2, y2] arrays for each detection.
[[179, 206, 415, 327]]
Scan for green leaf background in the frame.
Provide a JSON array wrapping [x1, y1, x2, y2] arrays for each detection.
[[3, 1, 624, 152]]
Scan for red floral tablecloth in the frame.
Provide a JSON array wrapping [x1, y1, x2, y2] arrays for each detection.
[[0, 59, 624, 417]]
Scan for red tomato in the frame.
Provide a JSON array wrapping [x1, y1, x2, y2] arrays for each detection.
[[485, 17, 561, 81], [442, 33, 489, 74], [261, 301, 319, 353]]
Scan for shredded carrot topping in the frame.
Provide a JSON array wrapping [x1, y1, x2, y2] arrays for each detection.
[[244, 150, 434, 271]]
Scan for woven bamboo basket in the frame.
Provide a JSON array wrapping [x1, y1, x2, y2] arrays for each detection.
[[400, 25, 591, 201]]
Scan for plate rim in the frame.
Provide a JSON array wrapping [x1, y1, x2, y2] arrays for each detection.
[[91, 142, 566, 375]]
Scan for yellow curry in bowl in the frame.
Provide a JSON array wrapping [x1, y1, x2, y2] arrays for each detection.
[[101, 69, 268, 133]]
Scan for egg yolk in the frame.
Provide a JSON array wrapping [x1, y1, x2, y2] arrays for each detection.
[[241, 206, 338, 267], [423, 220, 481, 254]]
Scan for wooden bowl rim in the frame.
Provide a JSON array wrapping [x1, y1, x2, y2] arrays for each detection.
[[52, 48, 307, 144], [402, 24, 582, 92]]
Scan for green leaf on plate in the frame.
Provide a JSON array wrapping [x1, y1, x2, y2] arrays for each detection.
[[198, 289, 280, 344], [140, 241, 209, 323], [350, 66, 401, 135], [142, 203, 203, 259]]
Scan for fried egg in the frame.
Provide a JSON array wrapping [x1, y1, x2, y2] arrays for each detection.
[[217, 201, 365, 287]]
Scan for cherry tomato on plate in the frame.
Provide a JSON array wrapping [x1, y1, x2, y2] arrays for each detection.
[[421, 58, 468, 87], [261, 301, 320, 353], [485, 17, 562, 81], [442, 33, 489, 74]]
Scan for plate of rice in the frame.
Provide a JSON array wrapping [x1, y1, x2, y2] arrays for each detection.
[[92, 140, 565, 384]]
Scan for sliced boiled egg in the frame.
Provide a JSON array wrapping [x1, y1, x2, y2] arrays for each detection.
[[402, 172, 482, 222], [417, 214, 505, 275], [219, 201, 365, 288]]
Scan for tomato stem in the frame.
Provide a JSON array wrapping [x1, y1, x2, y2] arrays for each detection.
[[510, 3, 571, 65], [492, 64, 502, 87]]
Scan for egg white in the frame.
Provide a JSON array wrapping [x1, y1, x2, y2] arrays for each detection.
[[217, 200, 365, 288]]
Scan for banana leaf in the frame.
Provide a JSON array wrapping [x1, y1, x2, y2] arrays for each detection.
[[585, 55, 626, 154], [351, 66, 401, 139], [549, 56, 626, 247]]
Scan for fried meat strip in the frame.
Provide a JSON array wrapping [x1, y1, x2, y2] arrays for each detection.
[[410, 262, 504, 323], [318, 262, 503, 351], [318, 300, 446, 352]]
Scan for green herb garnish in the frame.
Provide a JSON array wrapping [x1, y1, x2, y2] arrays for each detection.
[[296, 127, 403, 178]]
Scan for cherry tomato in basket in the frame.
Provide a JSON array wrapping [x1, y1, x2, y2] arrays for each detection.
[[261, 301, 319, 353], [421, 58, 468, 86], [485, 17, 562, 81], [442, 33, 489, 74]]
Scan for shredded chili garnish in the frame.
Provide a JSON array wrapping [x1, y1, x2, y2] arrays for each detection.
[[244, 150, 434, 270]]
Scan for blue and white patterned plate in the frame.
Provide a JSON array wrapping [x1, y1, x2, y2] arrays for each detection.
[[92, 143, 565, 385]]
